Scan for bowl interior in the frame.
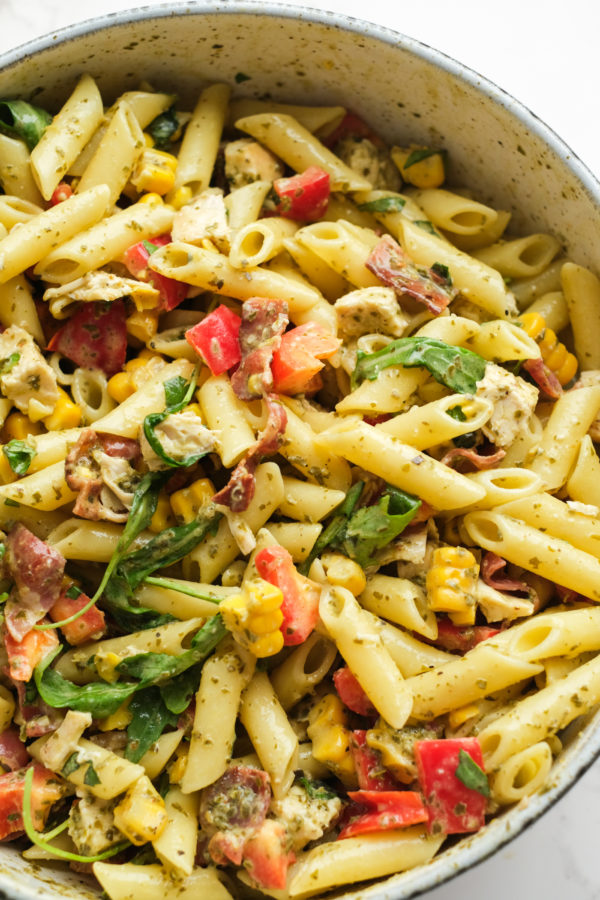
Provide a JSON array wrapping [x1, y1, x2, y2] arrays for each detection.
[[0, 4, 599, 899]]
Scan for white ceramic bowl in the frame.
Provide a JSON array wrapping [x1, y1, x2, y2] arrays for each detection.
[[0, 4, 599, 899]]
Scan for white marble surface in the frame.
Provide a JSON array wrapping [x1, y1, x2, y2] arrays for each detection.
[[0, 0, 600, 897]]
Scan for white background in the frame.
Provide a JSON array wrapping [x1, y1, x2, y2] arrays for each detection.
[[1, 0, 600, 896]]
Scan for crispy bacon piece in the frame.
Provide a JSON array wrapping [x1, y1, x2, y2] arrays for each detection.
[[14, 681, 63, 739], [366, 235, 457, 314], [65, 429, 140, 522], [0, 727, 29, 771], [522, 357, 562, 399], [440, 446, 506, 471], [231, 297, 289, 401], [481, 552, 532, 594], [4, 525, 65, 641], [201, 766, 271, 865]]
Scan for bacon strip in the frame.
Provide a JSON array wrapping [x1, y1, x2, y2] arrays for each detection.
[[0, 728, 29, 771], [231, 298, 289, 401], [440, 446, 506, 471], [4, 525, 65, 641], [200, 765, 272, 865], [65, 429, 140, 522], [366, 234, 456, 314], [522, 357, 562, 399], [13, 680, 63, 738], [481, 552, 532, 594]]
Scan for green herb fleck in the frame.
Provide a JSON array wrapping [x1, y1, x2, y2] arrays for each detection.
[[455, 749, 490, 797]]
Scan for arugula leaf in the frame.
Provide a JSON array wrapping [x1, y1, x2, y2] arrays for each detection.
[[298, 776, 338, 801], [0, 100, 52, 150], [357, 196, 406, 214], [447, 405, 467, 423], [3, 440, 36, 476], [102, 576, 174, 631], [147, 107, 179, 149], [160, 664, 201, 715], [403, 148, 444, 169], [339, 488, 421, 567], [0, 352, 20, 375], [455, 749, 490, 797], [352, 336, 487, 394], [143, 370, 209, 468], [298, 481, 365, 575], [125, 687, 176, 763]]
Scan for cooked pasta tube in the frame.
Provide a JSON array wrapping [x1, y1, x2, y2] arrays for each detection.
[[478, 653, 600, 770], [229, 217, 298, 268], [265, 522, 322, 562], [335, 365, 428, 414], [561, 261, 600, 369], [152, 787, 199, 878], [466, 320, 541, 362], [76, 101, 144, 206], [286, 828, 444, 898], [0, 460, 77, 510], [198, 373, 256, 466], [278, 403, 352, 492], [93, 863, 234, 900], [498, 491, 600, 559], [180, 638, 255, 793], [172, 83, 230, 195], [270, 633, 338, 710], [489, 742, 553, 806], [139, 730, 185, 781], [315, 419, 487, 510], [0, 133, 44, 204], [29, 736, 143, 800], [294, 220, 380, 288], [0, 273, 45, 344], [473, 233, 561, 279], [319, 585, 413, 729], [240, 671, 299, 800], [228, 99, 345, 133], [491, 606, 600, 661], [407, 188, 500, 237], [224, 180, 272, 231], [510, 258, 565, 308], [46, 518, 152, 562], [283, 234, 349, 301], [359, 575, 437, 640], [460, 468, 544, 511], [463, 510, 600, 601], [0, 195, 43, 229], [375, 393, 493, 449], [567, 434, 600, 508], [135, 579, 234, 620], [235, 113, 372, 191], [278, 476, 345, 523], [404, 645, 543, 720]]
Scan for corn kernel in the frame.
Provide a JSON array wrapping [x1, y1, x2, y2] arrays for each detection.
[[107, 372, 135, 403], [248, 609, 284, 635], [0, 451, 17, 484], [2, 411, 43, 442], [518, 311, 578, 386], [170, 477, 215, 524], [42, 386, 82, 431], [252, 631, 285, 658], [95, 651, 122, 683], [169, 748, 188, 784], [131, 149, 178, 196], [96, 700, 133, 732], [448, 606, 477, 626], [392, 145, 445, 189], [142, 132, 155, 148], [113, 775, 167, 845], [149, 492, 176, 533], [426, 546, 478, 619], [138, 192, 164, 205], [307, 695, 355, 782], [321, 552, 366, 596], [220, 579, 284, 659], [166, 185, 192, 210], [126, 309, 159, 343], [448, 703, 480, 730]]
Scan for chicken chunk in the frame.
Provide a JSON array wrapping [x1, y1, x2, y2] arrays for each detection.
[[68, 790, 122, 856], [574, 370, 600, 441], [38, 710, 92, 772], [334, 137, 400, 191], [270, 783, 341, 851], [44, 271, 159, 310], [475, 363, 538, 449], [140, 408, 216, 471], [0, 325, 59, 421], [335, 287, 408, 338], [171, 188, 231, 253], [225, 138, 284, 189]]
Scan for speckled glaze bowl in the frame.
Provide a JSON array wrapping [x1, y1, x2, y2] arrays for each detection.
[[0, 3, 599, 899]]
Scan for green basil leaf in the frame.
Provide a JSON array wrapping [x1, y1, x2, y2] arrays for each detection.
[[3, 440, 36, 475], [357, 196, 406, 213], [0, 352, 20, 375], [403, 148, 444, 169], [431, 262, 452, 285], [298, 481, 364, 575], [61, 752, 81, 778], [160, 664, 201, 715], [83, 762, 101, 787], [142, 371, 208, 468], [65, 584, 83, 600], [447, 405, 467, 423], [339, 488, 421, 567], [142, 240, 159, 255], [0, 100, 52, 150], [147, 107, 179, 149], [352, 336, 487, 394], [4, 498, 20, 507], [125, 687, 177, 763], [414, 220, 438, 234], [455, 748, 490, 797], [298, 776, 338, 801]]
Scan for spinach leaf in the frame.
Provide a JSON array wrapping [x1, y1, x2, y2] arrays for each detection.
[[455, 749, 490, 797], [160, 664, 202, 715], [298, 481, 365, 575], [0, 100, 52, 150], [102, 576, 174, 631], [339, 488, 421, 567], [61, 752, 81, 778], [125, 687, 177, 763], [357, 196, 406, 214], [351, 336, 487, 394], [147, 107, 179, 149], [3, 440, 36, 476], [403, 148, 444, 169], [143, 370, 208, 468]]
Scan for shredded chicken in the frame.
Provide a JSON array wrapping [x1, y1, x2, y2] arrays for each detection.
[[69, 790, 122, 856], [335, 287, 408, 338], [334, 137, 400, 190], [270, 784, 341, 851], [44, 270, 159, 309], [140, 408, 216, 471], [0, 325, 59, 421], [475, 363, 538, 449], [224, 138, 284, 189], [171, 188, 231, 253], [38, 710, 92, 771]]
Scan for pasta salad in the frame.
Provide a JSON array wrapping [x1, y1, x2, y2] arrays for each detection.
[[0, 75, 599, 899]]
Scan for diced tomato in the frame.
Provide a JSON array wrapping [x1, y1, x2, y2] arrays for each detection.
[[47, 299, 127, 377], [0, 728, 29, 771], [273, 166, 330, 222], [334, 669, 376, 717], [338, 790, 428, 839], [242, 819, 295, 891], [414, 738, 488, 835], [50, 182, 73, 205], [255, 545, 320, 645], [271, 322, 341, 395], [122, 234, 188, 311], [350, 730, 397, 792], [363, 413, 393, 426], [430, 619, 500, 655], [0, 763, 67, 840], [3, 625, 58, 683], [324, 112, 385, 149], [49, 587, 105, 645], [185, 305, 242, 376]]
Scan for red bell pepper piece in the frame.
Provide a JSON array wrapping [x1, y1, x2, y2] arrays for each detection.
[[122, 234, 188, 311], [241, 819, 295, 890], [334, 668, 376, 717], [414, 738, 488, 835], [350, 730, 397, 791], [273, 166, 330, 222], [50, 182, 73, 205], [185, 304, 242, 375], [255, 545, 320, 645], [271, 321, 341, 395], [49, 586, 106, 646], [3, 625, 58, 683], [0, 763, 66, 841], [338, 789, 428, 839], [47, 299, 127, 377], [430, 619, 500, 655]]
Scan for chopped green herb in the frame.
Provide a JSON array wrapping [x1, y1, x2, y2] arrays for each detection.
[[3, 440, 36, 476], [61, 752, 81, 778], [142, 240, 159, 255], [65, 584, 83, 600], [447, 405, 467, 423], [147, 107, 179, 149], [83, 761, 101, 787], [4, 498, 20, 507], [0, 352, 20, 375], [414, 220, 438, 234], [455, 749, 490, 797], [235, 72, 252, 83], [403, 148, 444, 169], [357, 196, 406, 213], [298, 776, 338, 801], [0, 100, 52, 150], [431, 262, 452, 285]]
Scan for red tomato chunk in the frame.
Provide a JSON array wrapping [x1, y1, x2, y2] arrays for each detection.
[[273, 166, 331, 222], [185, 304, 242, 376], [414, 738, 488, 835], [339, 790, 428, 839], [255, 545, 320, 645]]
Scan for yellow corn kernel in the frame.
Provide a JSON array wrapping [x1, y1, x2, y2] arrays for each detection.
[[149, 492, 176, 533], [448, 607, 477, 627], [126, 309, 159, 344], [166, 185, 193, 210], [131, 148, 178, 196], [170, 477, 215, 524], [251, 631, 285, 658], [184, 402, 204, 423], [113, 775, 167, 845], [248, 609, 285, 635], [426, 546, 479, 619], [42, 386, 82, 431], [448, 703, 480, 730], [0, 684, 15, 732], [138, 191, 164, 205], [169, 747, 188, 784], [95, 651, 122, 684], [321, 552, 366, 596], [142, 132, 155, 148], [0, 451, 17, 484], [2, 411, 43, 442], [433, 546, 476, 568], [393, 146, 445, 189], [96, 699, 133, 732], [307, 695, 355, 782], [518, 311, 578, 386], [107, 371, 135, 404], [220, 579, 284, 659]]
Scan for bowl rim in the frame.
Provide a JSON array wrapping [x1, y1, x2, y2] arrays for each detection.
[[0, 2, 599, 898]]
